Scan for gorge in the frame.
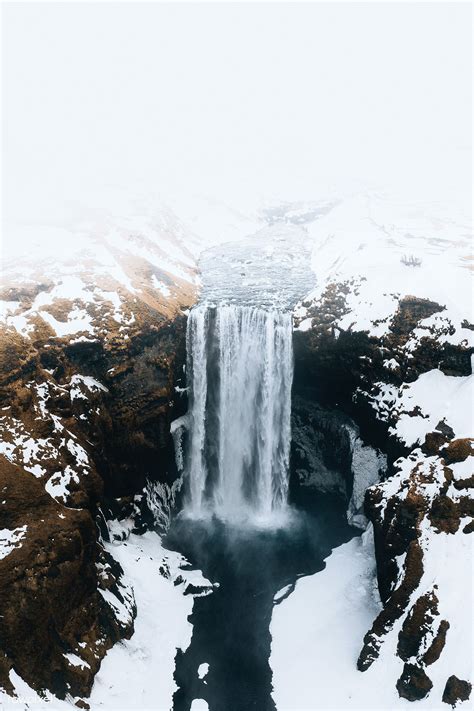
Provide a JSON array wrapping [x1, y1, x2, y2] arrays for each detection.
[[3, 3, 472, 708], [165, 240, 361, 708], [0, 196, 472, 711]]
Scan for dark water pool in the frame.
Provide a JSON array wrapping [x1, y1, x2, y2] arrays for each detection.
[[165, 495, 358, 711]]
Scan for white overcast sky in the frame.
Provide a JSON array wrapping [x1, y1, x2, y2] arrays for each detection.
[[2, 1, 472, 226]]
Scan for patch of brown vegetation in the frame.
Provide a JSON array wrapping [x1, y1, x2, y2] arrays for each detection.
[[429, 496, 461, 534], [390, 296, 445, 337]]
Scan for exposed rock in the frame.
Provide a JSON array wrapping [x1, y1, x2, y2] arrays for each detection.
[[396, 663, 433, 701], [442, 438, 474, 465], [422, 430, 451, 457], [396, 589, 449, 668], [389, 296, 445, 338], [423, 619, 450, 666], [397, 590, 439, 661], [358, 539, 424, 671], [0, 458, 134, 698], [290, 397, 353, 497], [365, 478, 426, 604], [293, 277, 473, 698], [0, 232, 197, 698], [462, 519, 474, 534], [290, 395, 386, 529], [429, 495, 461, 534], [442, 675, 472, 707]]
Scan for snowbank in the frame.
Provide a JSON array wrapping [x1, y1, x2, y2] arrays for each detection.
[[270, 524, 472, 710], [0, 531, 213, 711]]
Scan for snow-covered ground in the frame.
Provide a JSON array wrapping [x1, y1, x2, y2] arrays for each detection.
[[295, 193, 472, 337], [299, 195, 471, 340], [270, 523, 472, 710], [90, 531, 214, 711], [0, 530, 214, 711], [270, 529, 472, 711], [0, 194, 264, 345], [1, 191, 471, 709]]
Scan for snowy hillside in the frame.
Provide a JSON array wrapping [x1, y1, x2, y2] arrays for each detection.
[[281, 193, 473, 708], [0, 192, 472, 710]]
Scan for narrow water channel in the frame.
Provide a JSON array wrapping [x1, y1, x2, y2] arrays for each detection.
[[165, 228, 355, 711], [166, 498, 358, 711]]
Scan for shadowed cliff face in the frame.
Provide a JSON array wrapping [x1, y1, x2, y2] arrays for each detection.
[[66, 318, 190, 500]]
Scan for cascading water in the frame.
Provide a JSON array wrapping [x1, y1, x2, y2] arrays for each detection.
[[168, 228, 356, 711], [185, 303, 293, 521]]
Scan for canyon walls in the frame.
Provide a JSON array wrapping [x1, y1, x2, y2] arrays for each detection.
[[1, 195, 472, 708], [0, 229, 197, 701], [292, 277, 473, 706]]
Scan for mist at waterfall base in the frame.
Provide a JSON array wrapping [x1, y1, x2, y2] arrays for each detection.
[[165, 303, 358, 710]]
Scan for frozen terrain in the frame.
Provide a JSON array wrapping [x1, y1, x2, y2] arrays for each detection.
[[0, 191, 472, 710], [1, 527, 214, 711]]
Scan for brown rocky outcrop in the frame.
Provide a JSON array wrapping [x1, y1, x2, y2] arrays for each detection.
[[397, 590, 449, 667], [357, 538, 424, 671], [293, 279, 473, 703], [442, 676, 472, 707], [0, 459, 134, 699], [0, 254, 196, 698], [442, 438, 474, 465], [396, 663, 433, 701]]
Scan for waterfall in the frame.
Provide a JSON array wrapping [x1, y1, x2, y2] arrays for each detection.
[[184, 304, 293, 522]]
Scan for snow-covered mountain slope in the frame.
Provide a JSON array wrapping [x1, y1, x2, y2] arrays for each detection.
[[295, 192, 472, 339], [0, 195, 265, 707], [0, 192, 471, 709], [1, 526, 215, 711], [1, 213, 197, 337], [0, 205, 197, 704], [285, 193, 473, 707]]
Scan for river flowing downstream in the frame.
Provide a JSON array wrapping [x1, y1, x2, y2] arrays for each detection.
[[165, 226, 358, 710]]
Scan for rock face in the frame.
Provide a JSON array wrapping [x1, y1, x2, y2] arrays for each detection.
[[442, 676, 472, 707], [293, 275, 473, 704], [1, 193, 472, 705], [0, 223, 197, 700], [290, 395, 386, 529], [0, 458, 134, 699], [396, 663, 433, 702]]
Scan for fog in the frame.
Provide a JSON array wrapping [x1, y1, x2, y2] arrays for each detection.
[[2, 1, 472, 240]]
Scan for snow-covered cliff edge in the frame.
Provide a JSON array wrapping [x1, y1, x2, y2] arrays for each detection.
[[274, 193, 473, 708]]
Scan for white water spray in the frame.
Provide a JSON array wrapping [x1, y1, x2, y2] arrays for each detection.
[[185, 304, 293, 521]]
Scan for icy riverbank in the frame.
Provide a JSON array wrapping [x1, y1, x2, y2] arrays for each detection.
[[0, 530, 214, 711]]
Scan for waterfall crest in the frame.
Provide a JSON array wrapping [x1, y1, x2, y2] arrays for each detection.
[[185, 304, 293, 522]]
